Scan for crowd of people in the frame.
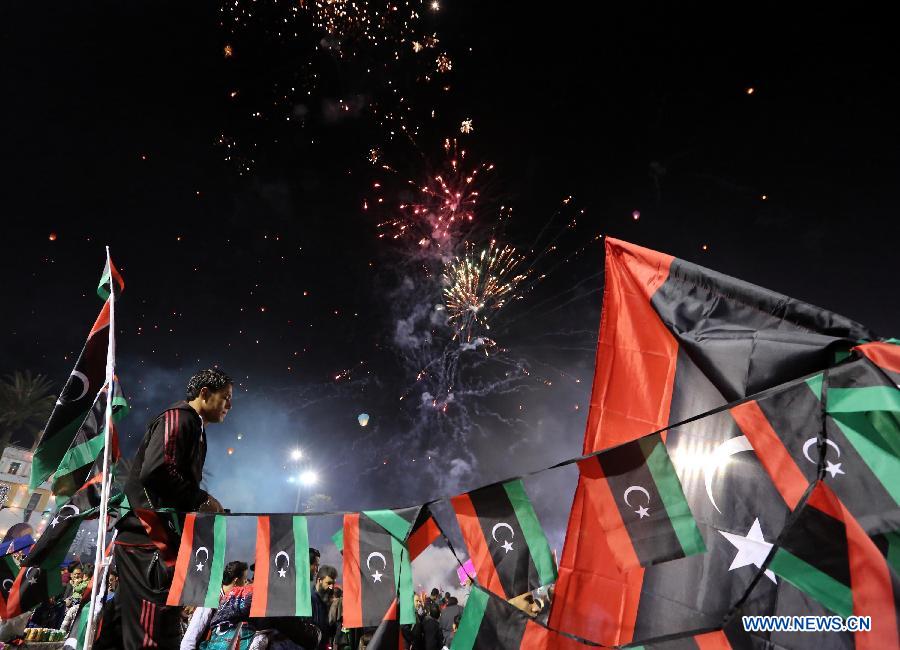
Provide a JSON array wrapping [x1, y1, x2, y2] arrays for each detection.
[[0, 369, 555, 649]]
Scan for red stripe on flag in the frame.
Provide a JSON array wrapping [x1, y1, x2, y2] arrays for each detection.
[[552, 238, 674, 646], [730, 401, 808, 509], [407, 517, 440, 560], [577, 458, 641, 569], [6, 568, 25, 617], [451, 492, 507, 599], [854, 341, 900, 374], [584, 237, 677, 452], [521, 620, 586, 649], [821, 484, 900, 650], [342, 514, 363, 629], [694, 630, 733, 650], [90, 300, 111, 338], [250, 516, 271, 617], [109, 258, 125, 294], [166, 514, 195, 606]]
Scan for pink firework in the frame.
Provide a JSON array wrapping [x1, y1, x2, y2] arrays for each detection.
[[371, 138, 494, 249]]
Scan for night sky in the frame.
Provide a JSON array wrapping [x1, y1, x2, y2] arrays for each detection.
[[2, 2, 898, 574]]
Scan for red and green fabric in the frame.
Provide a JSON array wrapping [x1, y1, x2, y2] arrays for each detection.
[[552, 238, 874, 646], [451, 479, 557, 600], [50, 377, 127, 500], [167, 514, 227, 607], [250, 514, 312, 617], [97, 254, 124, 301], [729, 354, 900, 536], [2, 505, 88, 617], [30, 300, 112, 490], [0, 555, 18, 618], [451, 586, 592, 650], [579, 432, 705, 570], [625, 630, 735, 649], [767, 481, 899, 648], [342, 512, 414, 628]]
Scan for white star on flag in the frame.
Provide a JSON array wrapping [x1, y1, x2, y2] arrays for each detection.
[[635, 505, 650, 518], [501, 540, 514, 553], [825, 460, 844, 478], [372, 570, 383, 583], [196, 562, 205, 572], [278, 568, 287, 578], [719, 517, 777, 584]]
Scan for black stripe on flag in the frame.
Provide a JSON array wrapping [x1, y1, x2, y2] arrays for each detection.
[[468, 483, 541, 599], [359, 513, 400, 628], [267, 515, 298, 615], [596, 437, 683, 566]]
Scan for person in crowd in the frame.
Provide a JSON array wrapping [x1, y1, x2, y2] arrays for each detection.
[[64, 565, 89, 604], [115, 368, 232, 649], [411, 604, 443, 650], [437, 596, 460, 642], [441, 614, 461, 650], [310, 564, 337, 649], [309, 547, 321, 581], [181, 560, 250, 650]]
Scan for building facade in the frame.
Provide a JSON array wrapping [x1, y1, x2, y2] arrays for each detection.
[[0, 444, 53, 540]]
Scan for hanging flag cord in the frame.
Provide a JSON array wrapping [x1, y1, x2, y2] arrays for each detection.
[[84, 246, 117, 650]]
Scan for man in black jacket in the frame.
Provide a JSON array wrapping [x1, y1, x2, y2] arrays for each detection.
[[113, 368, 232, 649]]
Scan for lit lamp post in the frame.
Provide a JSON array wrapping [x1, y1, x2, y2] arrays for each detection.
[[286, 449, 318, 511]]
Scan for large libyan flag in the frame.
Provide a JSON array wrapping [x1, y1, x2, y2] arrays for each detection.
[[550, 238, 877, 647], [30, 300, 111, 490]]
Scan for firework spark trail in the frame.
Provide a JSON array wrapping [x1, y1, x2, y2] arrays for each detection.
[[442, 240, 528, 343]]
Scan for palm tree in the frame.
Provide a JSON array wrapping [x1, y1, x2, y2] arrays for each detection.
[[0, 371, 57, 467]]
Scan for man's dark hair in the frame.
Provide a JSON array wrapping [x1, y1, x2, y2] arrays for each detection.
[[186, 368, 232, 400], [444, 591, 451, 600], [309, 547, 321, 564], [448, 596, 458, 606], [429, 604, 441, 620], [316, 564, 338, 581], [430, 588, 440, 597], [223, 560, 248, 585]]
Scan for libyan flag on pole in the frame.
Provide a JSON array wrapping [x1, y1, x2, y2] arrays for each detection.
[[578, 432, 705, 571], [451, 479, 557, 600], [30, 300, 112, 490], [167, 514, 228, 608], [250, 514, 312, 618], [51, 377, 128, 500]]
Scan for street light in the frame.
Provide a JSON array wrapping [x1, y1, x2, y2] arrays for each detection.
[[291, 449, 303, 461], [299, 470, 318, 486]]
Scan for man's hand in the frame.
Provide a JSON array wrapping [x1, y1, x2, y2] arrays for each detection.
[[199, 495, 224, 513]]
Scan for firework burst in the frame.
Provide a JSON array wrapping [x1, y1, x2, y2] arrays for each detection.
[[443, 240, 528, 343], [371, 138, 495, 248]]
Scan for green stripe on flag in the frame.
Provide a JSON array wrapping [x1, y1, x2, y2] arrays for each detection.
[[830, 414, 900, 506], [805, 373, 824, 400], [769, 548, 853, 618], [30, 411, 90, 489], [828, 387, 900, 414], [391, 536, 415, 625], [332, 528, 344, 551], [294, 516, 312, 616], [365, 509, 414, 543], [54, 434, 106, 478], [503, 480, 557, 586], [451, 586, 489, 650], [644, 438, 707, 558], [204, 516, 228, 608]]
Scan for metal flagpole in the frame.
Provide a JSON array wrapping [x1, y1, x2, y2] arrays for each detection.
[[84, 246, 117, 650]]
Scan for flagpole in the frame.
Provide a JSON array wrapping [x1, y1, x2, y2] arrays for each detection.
[[84, 246, 116, 650]]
